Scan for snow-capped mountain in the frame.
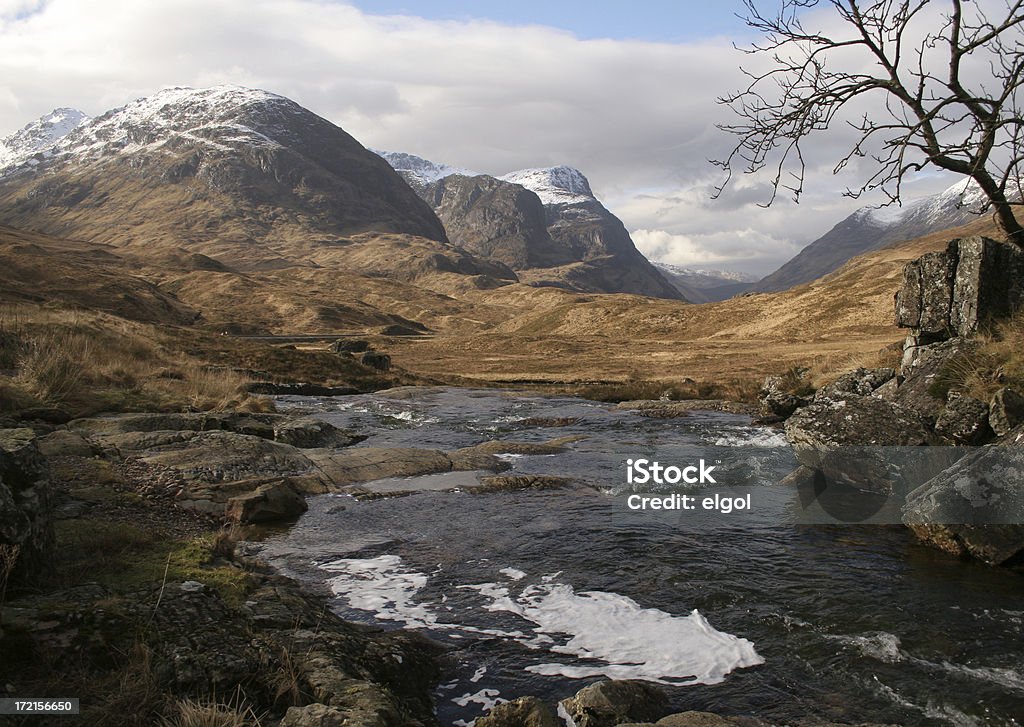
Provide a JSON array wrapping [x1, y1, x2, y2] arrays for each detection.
[[755, 177, 1002, 292], [373, 150, 477, 190], [0, 107, 90, 174], [376, 149, 683, 299], [652, 263, 758, 285], [498, 166, 595, 206], [0, 86, 447, 260]]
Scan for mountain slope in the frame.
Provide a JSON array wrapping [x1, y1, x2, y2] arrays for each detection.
[[0, 87, 447, 268], [379, 151, 684, 300], [652, 263, 757, 302], [755, 178, 991, 292]]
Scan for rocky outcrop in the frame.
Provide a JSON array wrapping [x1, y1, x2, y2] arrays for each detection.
[[226, 479, 308, 524], [895, 236, 1024, 339], [0, 428, 53, 578], [903, 443, 1024, 565], [558, 680, 670, 727], [758, 374, 812, 419], [426, 174, 578, 269], [475, 697, 560, 727]]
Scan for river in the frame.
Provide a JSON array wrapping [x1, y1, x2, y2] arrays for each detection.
[[251, 387, 1024, 726]]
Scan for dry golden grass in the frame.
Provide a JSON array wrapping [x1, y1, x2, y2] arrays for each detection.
[[0, 304, 267, 416]]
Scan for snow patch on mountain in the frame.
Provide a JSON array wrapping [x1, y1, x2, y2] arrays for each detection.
[[859, 177, 994, 229], [499, 166, 595, 205], [45, 86, 295, 166], [652, 262, 758, 285], [0, 107, 90, 175], [373, 150, 477, 187]]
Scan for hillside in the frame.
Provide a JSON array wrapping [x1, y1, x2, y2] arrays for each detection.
[[0, 87, 447, 268], [754, 178, 992, 292]]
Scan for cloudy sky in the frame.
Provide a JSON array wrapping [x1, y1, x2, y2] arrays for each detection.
[[0, 0, 967, 276]]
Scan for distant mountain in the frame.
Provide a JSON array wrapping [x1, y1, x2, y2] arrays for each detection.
[[754, 178, 991, 292], [652, 262, 757, 302], [0, 86, 448, 267], [0, 107, 90, 174], [379, 151, 684, 300]]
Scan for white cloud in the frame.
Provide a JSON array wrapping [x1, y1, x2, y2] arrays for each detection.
[[0, 0, 977, 276]]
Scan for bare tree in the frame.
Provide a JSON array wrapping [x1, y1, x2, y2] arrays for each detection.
[[713, 0, 1024, 244]]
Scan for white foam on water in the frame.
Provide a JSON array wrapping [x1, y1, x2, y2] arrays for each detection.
[[322, 554, 437, 629], [322, 557, 762, 686], [465, 579, 764, 685], [469, 665, 487, 683], [870, 677, 982, 727], [827, 631, 904, 663], [453, 688, 504, 709], [712, 428, 789, 447]]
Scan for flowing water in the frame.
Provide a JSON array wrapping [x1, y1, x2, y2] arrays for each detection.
[[252, 387, 1024, 726]]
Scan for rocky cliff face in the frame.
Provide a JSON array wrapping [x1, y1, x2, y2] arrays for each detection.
[[0, 87, 447, 267], [424, 174, 577, 269], [382, 152, 684, 299]]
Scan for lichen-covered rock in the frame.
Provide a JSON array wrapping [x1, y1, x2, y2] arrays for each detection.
[[476, 697, 560, 727], [895, 236, 1024, 338], [816, 368, 895, 400], [784, 397, 939, 494], [895, 245, 958, 334], [934, 393, 993, 445], [758, 375, 810, 418], [903, 445, 1024, 565], [894, 338, 977, 424], [558, 680, 670, 727], [786, 397, 931, 449], [989, 388, 1024, 437], [0, 428, 53, 578]]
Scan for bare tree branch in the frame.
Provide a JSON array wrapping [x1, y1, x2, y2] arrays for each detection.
[[712, 0, 1024, 244]]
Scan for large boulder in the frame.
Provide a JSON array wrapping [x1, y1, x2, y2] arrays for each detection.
[[0, 428, 53, 578], [785, 397, 938, 495], [903, 444, 1024, 565], [226, 479, 308, 524], [894, 236, 1024, 338], [893, 338, 977, 424], [558, 680, 670, 727]]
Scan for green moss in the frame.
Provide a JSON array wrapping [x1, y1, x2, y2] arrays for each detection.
[[52, 521, 252, 607]]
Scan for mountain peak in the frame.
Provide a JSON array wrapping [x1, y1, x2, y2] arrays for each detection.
[[374, 150, 478, 187], [0, 106, 91, 174], [499, 165, 595, 205]]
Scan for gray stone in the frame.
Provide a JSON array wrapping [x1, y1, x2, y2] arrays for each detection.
[[894, 338, 977, 424], [559, 680, 670, 727], [476, 697, 560, 727], [227, 479, 308, 524], [758, 374, 810, 418], [934, 394, 993, 445], [35, 430, 94, 458], [280, 704, 349, 727], [0, 428, 53, 578], [895, 236, 1024, 338], [816, 367, 895, 400], [904, 445, 1024, 565], [989, 388, 1024, 437], [272, 418, 363, 449]]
